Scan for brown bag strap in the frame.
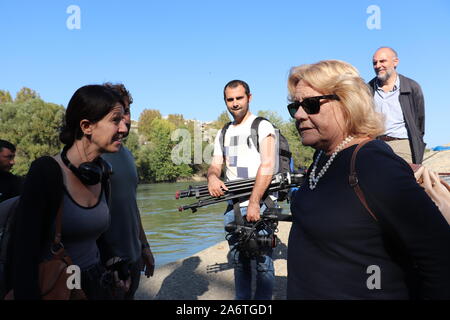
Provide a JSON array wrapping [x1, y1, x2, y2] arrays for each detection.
[[349, 139, 378, 222], [52, 201, 64, 251]]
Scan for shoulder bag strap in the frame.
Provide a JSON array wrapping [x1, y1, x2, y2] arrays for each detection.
[[52, 157, 65, 252], [349, 139, 378, 222], [52, 201, 64, 252]]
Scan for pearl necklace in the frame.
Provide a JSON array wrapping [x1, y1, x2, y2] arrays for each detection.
[[309, 136, 354, 190]]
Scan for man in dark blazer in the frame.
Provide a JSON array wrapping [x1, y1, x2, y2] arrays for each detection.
[[369, 47, 426, 164]]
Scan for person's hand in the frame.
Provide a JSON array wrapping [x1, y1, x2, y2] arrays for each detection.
[[113, 271, 131, 292], [414, 165, 450, 225], [106, 257, 131, 291], [415, 165, 442, 191], [246, 201, 261, 222], [208, 175, 228, 197], [142, 246, 155, 278]]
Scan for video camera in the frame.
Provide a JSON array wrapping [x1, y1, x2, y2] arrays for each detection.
[[175, 171, 304, 258], [225, 207, 291, 258]]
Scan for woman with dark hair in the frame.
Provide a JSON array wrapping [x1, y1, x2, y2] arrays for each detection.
[[9, 85, 128, 299]]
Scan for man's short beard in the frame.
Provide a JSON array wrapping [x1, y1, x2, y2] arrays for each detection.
[[377, 69, 394, 82]]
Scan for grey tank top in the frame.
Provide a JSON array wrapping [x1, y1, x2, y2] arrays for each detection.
[[42, 187, 110, 270]]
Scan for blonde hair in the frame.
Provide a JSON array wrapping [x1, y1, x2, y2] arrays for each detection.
[[287, 60, 384, 138]]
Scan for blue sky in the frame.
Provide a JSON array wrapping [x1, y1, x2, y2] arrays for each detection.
[[1, 0, 449, 147]]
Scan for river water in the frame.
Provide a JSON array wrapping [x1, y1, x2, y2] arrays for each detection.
[[138, 181, 227, 268], [137, 182, 290, 268]]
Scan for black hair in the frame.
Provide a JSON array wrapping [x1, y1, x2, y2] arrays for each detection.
[[223, 80, 251, 100], [59, 85, 124, 146], [103, 82, 133, 106], [0, 139, 16, 153]]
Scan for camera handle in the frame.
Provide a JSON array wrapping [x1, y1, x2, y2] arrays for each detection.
[[232, 194, 279, 226], [232, 198, 246, 226]]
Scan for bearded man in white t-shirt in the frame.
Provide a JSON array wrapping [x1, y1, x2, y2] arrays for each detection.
[[207, 80, 277, 300]]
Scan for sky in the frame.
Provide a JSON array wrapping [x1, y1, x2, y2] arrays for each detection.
[[1, 0, 449, 147]]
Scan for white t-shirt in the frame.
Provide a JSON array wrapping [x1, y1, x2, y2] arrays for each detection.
[[213, 114, 276, 206]]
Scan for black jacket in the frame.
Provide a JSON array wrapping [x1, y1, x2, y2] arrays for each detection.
[[0, 171, 23, 203], [368, 74, 426, 164]]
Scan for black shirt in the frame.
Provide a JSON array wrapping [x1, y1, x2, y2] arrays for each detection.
[[0, 170, 23, 203]]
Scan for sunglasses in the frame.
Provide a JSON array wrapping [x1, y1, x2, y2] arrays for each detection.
[[287, 94, 340, 118]]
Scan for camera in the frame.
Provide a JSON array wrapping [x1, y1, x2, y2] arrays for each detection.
[[225, 209, 282, 258]]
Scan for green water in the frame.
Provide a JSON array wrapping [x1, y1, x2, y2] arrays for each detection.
[[137, 181, 227, 268], [137, 181, 292, 268]]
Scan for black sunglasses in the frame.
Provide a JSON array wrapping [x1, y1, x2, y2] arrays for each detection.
[[287, 94, 340, 118]]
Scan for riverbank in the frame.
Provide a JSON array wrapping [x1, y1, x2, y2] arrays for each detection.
[[423, 144, 450, 173], [176, 174, 207, 183], [135, 221, 291, 300]]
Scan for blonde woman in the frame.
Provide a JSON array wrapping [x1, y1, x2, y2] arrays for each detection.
[[286, 60, 450, 300]]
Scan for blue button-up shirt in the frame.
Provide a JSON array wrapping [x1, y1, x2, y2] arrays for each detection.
[[374, 75, 408, 139]]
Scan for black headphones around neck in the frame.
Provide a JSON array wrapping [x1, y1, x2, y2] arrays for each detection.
[[61, 146, 112, 185]]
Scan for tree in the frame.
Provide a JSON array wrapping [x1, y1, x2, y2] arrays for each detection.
[[167, 114, 187, 128], [136, 144, 155, 182], [15, 87, 40, 103], [211, 111, 230, 129], [0, 98, 64, 176], [137, 118, 192, 182], [138, 109, 162, 140], [123, 130, 140, 159], [280, 119, 315, 169], [0, 90, 12, 104], [257, 110, 284, 128]]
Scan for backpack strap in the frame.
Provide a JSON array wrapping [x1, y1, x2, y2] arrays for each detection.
[[250, 116, 268, 152], [349, 138, 378, 222], [220, 117, 273, 154], [219, 121, 233, 157]]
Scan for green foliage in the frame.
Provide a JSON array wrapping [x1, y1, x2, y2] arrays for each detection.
[[0, 98, 64, 176], [138, 109, 162, 139], [15, 87, 40, 103], [257, 110, 284, 128], [0, 90, 12, 104], [211, 111, 231, 129], [167, 114, 187, 128], [136, 144, 155, 182], [136, 118, 192, 182], [0, 86, 314, 181], [123, 130, 140, 159], [280, 119, 315, 169]]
